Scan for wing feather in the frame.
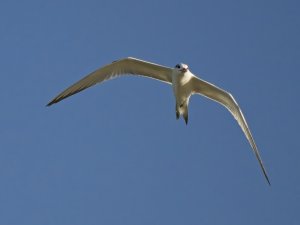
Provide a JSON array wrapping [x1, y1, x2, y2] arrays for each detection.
[[47, 57, 173, 106], [191, 76, 270, 185]]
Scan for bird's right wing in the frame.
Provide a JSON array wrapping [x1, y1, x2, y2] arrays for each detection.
[[47, 57, 173, 106]]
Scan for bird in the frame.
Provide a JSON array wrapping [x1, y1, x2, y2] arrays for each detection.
[[47, 57, 270, 185]]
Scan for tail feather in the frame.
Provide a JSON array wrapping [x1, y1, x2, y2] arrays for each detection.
[[183, 107, 188, 125], [176, 110, 180, 120], [176, 101, 189, 125]]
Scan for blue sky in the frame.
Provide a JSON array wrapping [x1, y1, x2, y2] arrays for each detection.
[[1, 0, 299, 224]]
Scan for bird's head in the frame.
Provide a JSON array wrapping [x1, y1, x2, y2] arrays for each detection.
[[175, 63, 189, 73]]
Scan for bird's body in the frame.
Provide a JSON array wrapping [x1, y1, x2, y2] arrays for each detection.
[[47, 57, 270, 185], [171, 65, 193, 123]]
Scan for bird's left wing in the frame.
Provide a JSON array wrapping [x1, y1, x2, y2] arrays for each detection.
[[47, 57, 173, 106], [191, 76, 270, 185]]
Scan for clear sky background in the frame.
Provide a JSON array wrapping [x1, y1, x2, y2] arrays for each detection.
[[1, 0, 299, 224]]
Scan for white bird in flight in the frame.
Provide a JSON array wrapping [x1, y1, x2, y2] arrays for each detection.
[[47, 57, 270, 185]]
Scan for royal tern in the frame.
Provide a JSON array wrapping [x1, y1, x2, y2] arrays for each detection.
[[47, 57, 270, 185]]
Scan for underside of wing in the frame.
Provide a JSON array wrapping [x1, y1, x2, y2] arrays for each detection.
[[47, 57, 173, 106], [191, 76, 270, 185]]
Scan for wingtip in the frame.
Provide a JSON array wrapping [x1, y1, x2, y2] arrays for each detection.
[[264, 173, 271, 186], [46, 99, 57, 107], [261, 163, 271, 186]]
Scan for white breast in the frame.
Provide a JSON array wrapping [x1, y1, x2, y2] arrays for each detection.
[[172, 71, 194, 102]]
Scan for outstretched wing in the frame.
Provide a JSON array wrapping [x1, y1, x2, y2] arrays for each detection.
[[47, 57, 173, 106], [191, 76, 270, 185]]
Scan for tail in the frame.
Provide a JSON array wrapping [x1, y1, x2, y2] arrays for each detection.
[[175, 101, 189, 125], [176, 103, 180, 120], [183, 108, 188, 125]]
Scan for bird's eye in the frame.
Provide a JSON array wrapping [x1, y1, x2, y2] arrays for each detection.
[[175, 64, 180, 69]]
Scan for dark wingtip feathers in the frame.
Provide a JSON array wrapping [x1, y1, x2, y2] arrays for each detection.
[[46, 100, 56, 107], [263, 169, 271, 186], [46, 97, 63, 107]]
